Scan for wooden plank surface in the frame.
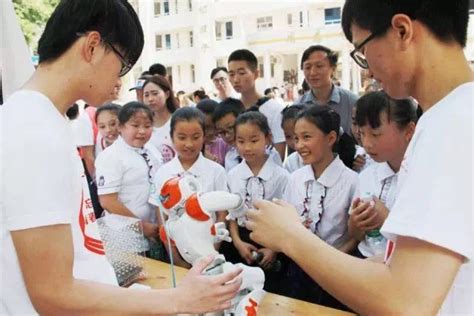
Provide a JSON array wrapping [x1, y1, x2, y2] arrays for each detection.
[[138, 258, 354, 316]]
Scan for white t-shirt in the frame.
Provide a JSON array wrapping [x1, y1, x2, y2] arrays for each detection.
[[227, 157, 289, 226], [148, 119, 176, 163], [259, 98, 285, 144], [284, 156, 359, 248], [283, 151, 305, 173], [381, 82, 473, 315], [1, 91, 117, 315], [70, 109, 94, 147], [95, 137, 163, 223], [356, 162, 398, 257], [149, 153, 228, 207]]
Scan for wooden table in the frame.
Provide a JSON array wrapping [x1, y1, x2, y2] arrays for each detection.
[[138, 258, 354, 316]]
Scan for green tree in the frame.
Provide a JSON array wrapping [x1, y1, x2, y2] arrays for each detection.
[[13, 0, 59, 49]]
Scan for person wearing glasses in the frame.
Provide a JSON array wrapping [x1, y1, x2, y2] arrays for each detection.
[[1, 0, 243, 314], [299, 45, 359, 138], [282, 106, 358, 310], [95, 102, 163, 253], [210, 67, 239, 102], [246, 1, 473, 315]]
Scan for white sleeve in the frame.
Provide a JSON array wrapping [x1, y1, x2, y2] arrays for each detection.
[[214, 165, 229, 192], [274, 169, 290, 199], [71, 112, 94, 147], [95, 149, 122, 195], [269, 111, 285, 144], [382, 127, 472, 260]]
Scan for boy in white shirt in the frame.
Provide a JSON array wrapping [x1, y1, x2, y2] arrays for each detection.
[[1, 1, 241, 314], [246, 1, 473, 315]]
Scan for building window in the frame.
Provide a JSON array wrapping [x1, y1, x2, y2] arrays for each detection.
[[287, 13, 292, 25], [163, 0, 170, 15], [324, 7, 341, 25], [299, 11, 304, 27], [154, 0, 161, 16], [188, 0, 192, 11], [155, 34, 162, 50], [258, 57, 264, 76], [177, 65, 181, 82], [225, 21, 233, 39], [257, 16, 273, 30], [215, 21, 222, 40], [165, 34, 171, 49], [191, 64, 195, 83], [189, 31, 194, 47]]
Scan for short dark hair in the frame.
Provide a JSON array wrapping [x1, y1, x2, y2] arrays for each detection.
[[235, 111, 271, 137], [118, 101, 153, 125], [196, 99, 219, 115], [281, 103, 309, 126], [95, 103, 121, 123], [66, 103, 79, 120], [228, 49, 258, 71], [149, 63, 167, 76], [38, 0, 143, 64], [300, 45, 338, 69], [142, 75, 178, 113], [210, 67, 228, 79], [193, 90, 209, 100], [212, 98, 245, 124], [170, 107, 205, 137], [264, 88, 273, 96], [355, 91, 418, 129], [342, 0, 470, 47]]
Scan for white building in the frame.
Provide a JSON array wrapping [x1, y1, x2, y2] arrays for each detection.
[[125, 0, 474, 101]]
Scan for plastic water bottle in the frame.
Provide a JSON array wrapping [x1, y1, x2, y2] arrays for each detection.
[[360, 192, 386, 255]]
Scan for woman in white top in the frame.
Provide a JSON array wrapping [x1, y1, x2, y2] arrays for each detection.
[[95, 102, 163, 253], [142, 75, 179, 163], [94, 103, 121, 158], [348, 91, 418, 258], [149, 107, 228, 267], [283, 106, 358, 309], [226, 111, 290, 293]]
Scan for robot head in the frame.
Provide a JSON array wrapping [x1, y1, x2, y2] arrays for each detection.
[[159, 176, 201, 211]]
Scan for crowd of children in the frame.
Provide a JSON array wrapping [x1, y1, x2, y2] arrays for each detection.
[[73, 42, 427, 312]]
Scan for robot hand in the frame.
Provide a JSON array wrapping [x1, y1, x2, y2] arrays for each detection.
[[212, 222, 232, 243]]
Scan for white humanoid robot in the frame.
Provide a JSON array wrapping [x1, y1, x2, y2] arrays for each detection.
[[156, 175, 266, 316]]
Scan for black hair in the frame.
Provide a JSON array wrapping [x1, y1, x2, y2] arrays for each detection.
[[196, 99, 219, 115], [355, 91, 418, 129], [302, 80, 310, 92], [264, 88, 273, 96], [118, 101, 153, 125], [142, 75, 178, 113], [95, 103, 121, 123], [149, 63, 167, 76], [170, 107, 206, 137], [235, 111, 271, 137], [342, 0, 469, 47], [281, 103, 309, 126], [38, 0, 143, 65], [212, 98, 245, 124], [300, 45, 339, 69], [66, 103, 79, 120], [228, 49, 258, 71], [141, 70, 151, 77], [176, 90, 186, 96], [193, 90, 209, 100], [210, 67, 228, 79], [297, 106, 356, 167]]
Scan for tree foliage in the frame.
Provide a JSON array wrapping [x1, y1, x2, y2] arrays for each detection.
[[12, 0, 60, 49]]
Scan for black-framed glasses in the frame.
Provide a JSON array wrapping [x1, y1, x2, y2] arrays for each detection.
[[76, 32, 132, 77], [350, 32, 379, 69]]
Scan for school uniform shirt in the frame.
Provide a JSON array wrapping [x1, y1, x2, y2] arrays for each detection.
[[227, 157, 289, 226], [94, 133, 107, 158], [258, 98, 286, 144], [95, 137, 163, 223], [356, 162, 398, 257], [381, 82, 473, 316], [148, 118, 176, 163], [225, 146, 283, 172], [149, 153, 228, 208], [2, 91, 117, 315], [283, 156, 359, 248], [300, 84, 358, 137], [283, 151, 305, 173]]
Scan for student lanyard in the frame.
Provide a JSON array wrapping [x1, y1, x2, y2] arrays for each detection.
[[301, 181, 327, 233]]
